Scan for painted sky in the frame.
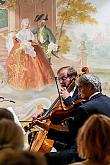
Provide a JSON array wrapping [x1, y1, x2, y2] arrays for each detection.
[[71, 0, 110, 40], [64, 0, 110, 69]]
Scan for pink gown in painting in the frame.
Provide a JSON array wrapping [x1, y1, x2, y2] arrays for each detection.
[[6, 29, 55, 90]]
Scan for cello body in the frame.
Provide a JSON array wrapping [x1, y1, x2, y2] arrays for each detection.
[[30, 120, 54, 153]]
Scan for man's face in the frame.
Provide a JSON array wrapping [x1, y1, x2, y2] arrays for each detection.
[[57, 69, 74, 87], [38, 20, 46, 27], [78, 82, 90, 100]]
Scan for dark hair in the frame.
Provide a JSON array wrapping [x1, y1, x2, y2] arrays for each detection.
[[67, 67, 77, 77], [0, 119, 24, 150], [57, 66, 77, 77], [0, 108, 14, 121]]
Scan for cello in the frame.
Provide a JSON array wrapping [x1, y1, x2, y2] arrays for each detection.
[[26, 67, 90, 152], [48, 66, 89, 124], [24, 98, 86, 153], [25, 77, 76, 153], [24, 119, 54, 153]]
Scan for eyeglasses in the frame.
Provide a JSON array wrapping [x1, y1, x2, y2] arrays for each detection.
[[58, 76, 69, 81], [58, 76, 76, 81]]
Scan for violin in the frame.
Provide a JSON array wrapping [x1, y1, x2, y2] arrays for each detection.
[[49, 99, 87, 125]]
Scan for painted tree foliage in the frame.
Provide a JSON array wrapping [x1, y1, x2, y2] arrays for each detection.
[[0, 9, 8, 28], [0, 0, 16, 8], [57, 0, 97, 54], [56, 28, 71, 54]]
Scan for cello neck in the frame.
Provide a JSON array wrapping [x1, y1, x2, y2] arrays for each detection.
[[66, 77, 75, 93], [41, 96, 60, 118], [42, 78, 75, 118]]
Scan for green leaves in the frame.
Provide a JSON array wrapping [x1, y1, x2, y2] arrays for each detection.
[[0, 9, 8, 28], [56, 0, 97, 54], [57, 0, 97, 25]]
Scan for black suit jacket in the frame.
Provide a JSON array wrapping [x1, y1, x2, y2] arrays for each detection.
[[45, 93, 110, 165]]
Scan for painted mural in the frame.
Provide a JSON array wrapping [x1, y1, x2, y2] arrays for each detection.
[[0, 0, 110, 120], [56, 0, 110, 95]]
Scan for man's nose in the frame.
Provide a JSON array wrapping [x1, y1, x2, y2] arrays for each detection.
[[59, 79, 63, 83]]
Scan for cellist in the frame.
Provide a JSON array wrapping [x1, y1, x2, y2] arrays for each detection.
[[27, 66, 88, 153], [32, 66, 79, 152], [33, 66, 78, 119], [30, 66, 88, 153], [29, 66, 88, 163]]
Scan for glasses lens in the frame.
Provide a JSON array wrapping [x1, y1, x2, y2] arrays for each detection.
[[58, 76, 68, 81]]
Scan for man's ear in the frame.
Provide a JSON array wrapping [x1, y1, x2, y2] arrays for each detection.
[[88, 83, 94, 91]]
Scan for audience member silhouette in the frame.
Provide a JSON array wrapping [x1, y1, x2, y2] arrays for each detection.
[[0, 108, 14, 121], [0, 150, 47, 165], [0, 119, 24, 151], [71, 114, 110, 165]]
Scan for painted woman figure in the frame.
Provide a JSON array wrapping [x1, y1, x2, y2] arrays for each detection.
[[6, 18, 55, 90]]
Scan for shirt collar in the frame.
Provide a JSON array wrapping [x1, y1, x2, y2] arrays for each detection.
[[89, 92, 100, 100], [70, 86, 76, 97]]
